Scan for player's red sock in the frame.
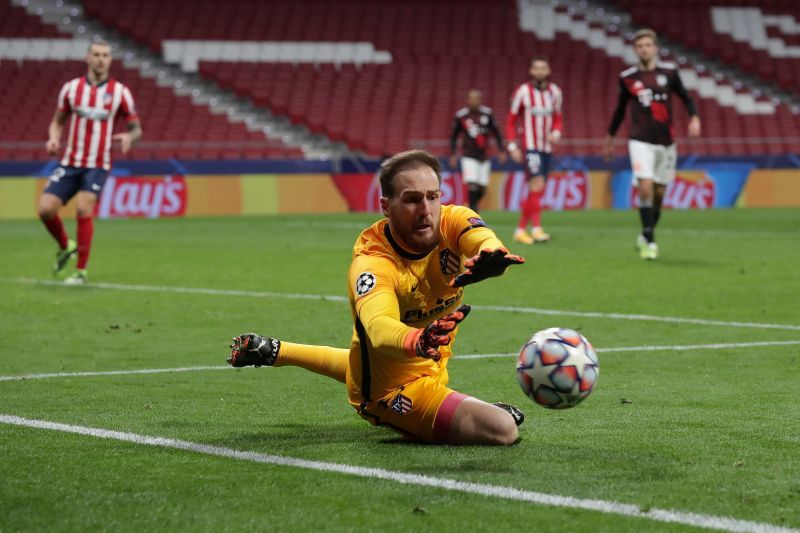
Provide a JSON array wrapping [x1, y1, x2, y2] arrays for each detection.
[[517, 196, 531, 230], [76, 215, 94, 269], [527, 190, 543, 228], [41, 214, 69, 249]]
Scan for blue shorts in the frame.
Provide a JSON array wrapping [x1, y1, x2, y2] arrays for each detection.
[[524, 150, 552, 180], [43, 166, 110, 204]]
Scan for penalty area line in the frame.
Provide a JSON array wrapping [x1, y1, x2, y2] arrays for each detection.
[[0, 414, 795, 533], [6, 277, 800, 332], [1, 339, 798, 382]]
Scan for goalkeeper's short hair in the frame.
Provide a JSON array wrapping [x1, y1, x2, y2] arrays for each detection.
[[379, 150, 442, 198]]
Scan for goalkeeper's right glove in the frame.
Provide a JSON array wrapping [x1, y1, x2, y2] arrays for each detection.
[[411, 305, 471, 361]]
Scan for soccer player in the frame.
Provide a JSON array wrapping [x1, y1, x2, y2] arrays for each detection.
[[228, 150, 526, 445], [604, 29, 701, 260], [38, 40, 142, 284], [506, 56, 563, 245], [449, 89, 505, 212]]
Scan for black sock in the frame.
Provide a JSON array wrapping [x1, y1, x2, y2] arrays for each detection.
[[468, 185, 484, 212], [639, 206, 655, 243], [653, 209, 661, 227]]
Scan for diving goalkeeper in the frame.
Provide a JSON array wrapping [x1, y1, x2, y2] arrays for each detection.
[[228, 150, 526, 445]]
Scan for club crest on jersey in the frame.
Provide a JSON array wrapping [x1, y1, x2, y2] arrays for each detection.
[[355, 272, 376, 297], [656, 74, 668, 87], [480, 115, 489, 125], [439, 249, 460, 275], [390, 394, 412, 415]]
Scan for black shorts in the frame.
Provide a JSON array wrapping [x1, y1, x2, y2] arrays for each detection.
[[524, 150, 552, 180], [43, 166, 109, 204]]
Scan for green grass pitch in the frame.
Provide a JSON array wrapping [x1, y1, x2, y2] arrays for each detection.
[[0, 208, 798, 531]]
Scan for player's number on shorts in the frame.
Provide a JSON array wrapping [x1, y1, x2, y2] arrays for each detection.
[[49, 167, 66, 183], [526, 153, 541, 175]]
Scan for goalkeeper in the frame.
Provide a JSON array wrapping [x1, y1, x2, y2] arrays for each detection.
[[229, 150, 526, 445]]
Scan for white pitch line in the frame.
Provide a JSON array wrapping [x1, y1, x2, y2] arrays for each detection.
[[0, 415, 795, 533], [6, 277, 800, 332], [456, 339, 800, 360], [0, 365, 228, 382], [1, 339, 798, 382]]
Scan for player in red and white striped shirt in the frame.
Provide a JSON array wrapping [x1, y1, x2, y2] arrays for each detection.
[[38, 40, 142, 284], [506, 57, 563, 245]]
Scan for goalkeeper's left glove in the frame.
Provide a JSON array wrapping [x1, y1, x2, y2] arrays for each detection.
[[412, 305, 471, 361], [450, 248, 525, 288]]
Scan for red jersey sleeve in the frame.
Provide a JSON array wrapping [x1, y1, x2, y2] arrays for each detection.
[[57, 82, 71, 114], [119, 86, 139, 123], [506, 84, 525, 144]]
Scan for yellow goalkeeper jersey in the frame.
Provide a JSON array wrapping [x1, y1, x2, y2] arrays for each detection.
[[346, 204, 503, 409]]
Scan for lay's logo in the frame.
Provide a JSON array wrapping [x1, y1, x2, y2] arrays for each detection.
[[502, 171, 590, 211], [629, 172, 716, 209]]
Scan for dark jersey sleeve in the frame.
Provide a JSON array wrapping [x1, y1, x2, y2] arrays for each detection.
[[450, 116, 463, 155], [488, 113, 504, 148], [608, 76, 630, 136], [671, 70, 698, 117]]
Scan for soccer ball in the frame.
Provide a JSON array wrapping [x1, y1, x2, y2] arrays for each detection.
[[516, 328, 599, 409]]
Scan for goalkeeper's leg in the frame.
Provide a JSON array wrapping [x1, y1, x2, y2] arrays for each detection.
[[228, 334, 348, 383], [274, 342, 348, 383]]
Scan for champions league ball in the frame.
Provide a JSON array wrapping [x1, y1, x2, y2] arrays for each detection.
[[516, 328, 599, 409]]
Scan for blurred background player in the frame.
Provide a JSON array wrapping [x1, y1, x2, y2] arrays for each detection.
[[449, 89, 505, 212], [506, 56, 563, 245], [38, 40, 142, 284], [604, 29, 701, 261], [228, 150, 526, 445]]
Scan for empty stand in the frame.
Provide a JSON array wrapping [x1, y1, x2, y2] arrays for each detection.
[[79, 0, 799, 157], [0, 59, 302, 161]]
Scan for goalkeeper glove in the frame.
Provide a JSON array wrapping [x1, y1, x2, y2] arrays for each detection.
[[413, 305, 471, 361], [450, 248, 525, 288], [228, 333, 280, 367]]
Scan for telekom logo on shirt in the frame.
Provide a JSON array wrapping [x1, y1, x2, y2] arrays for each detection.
[[96, 175, 187, 218], [502, 171, 590, 211]]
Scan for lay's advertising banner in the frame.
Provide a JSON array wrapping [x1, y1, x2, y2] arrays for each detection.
[[331, 170, 612, 212], [1, 167, 798, 219], [611, 165, 753, 209]]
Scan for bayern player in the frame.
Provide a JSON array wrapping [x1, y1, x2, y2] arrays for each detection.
[[449, 89, 505, 212], [604, 29, 700, 260], [227, 150, 526, 445], [38, 40, 142, 284], [506, 56, 563, 245]]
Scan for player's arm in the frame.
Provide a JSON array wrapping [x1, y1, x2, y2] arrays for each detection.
[[673, 71, 701, 137], [445, 207, 524, 287], [357, 290, 469, 361], [449, 116, 463, 168], [46, 111, 68, 156], [506, 87, 524, 163], [46, 83, 71, 156], [548, 87, 563, 144], [604, 77, 630, 161], [113, 87, 143, 154], [488, 113, 507, 163]]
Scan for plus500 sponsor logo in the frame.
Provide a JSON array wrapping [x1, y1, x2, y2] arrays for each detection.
[[97, 176, 187, 218], [629, 174, 715, 209], [502, 171, 590, 211]]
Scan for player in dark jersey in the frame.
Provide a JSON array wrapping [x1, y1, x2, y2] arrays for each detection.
[[449, 90, 505, 212], [604, 29, 701, 260]]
